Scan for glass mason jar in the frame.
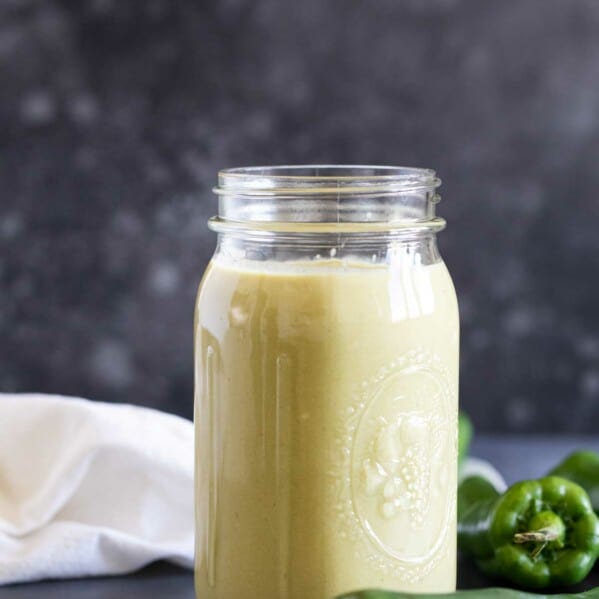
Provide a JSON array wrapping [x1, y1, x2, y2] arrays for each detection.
[[194, 166, 459, 598]]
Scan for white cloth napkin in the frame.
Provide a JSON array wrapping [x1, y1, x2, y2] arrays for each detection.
[[460, 456, 507, 492], [0, 393, 194, 585]]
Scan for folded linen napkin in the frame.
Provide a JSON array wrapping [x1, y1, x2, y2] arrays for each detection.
[[0, 393, 194, 585], [459, 455, 507, 492]]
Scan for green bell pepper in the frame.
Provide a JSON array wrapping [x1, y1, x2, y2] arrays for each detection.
[[550, 451, 599, 514], [458, 476, 599, 589], [458, 412, 473, 467], [337, 587, 599, 599]]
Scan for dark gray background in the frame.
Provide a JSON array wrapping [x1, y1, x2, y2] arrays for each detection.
[[2, 0, 599, 432]]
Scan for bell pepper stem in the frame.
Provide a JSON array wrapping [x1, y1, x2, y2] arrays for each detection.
[[530, 541, 548, 560], [514, 523, 563, 560], [513, 527, 561, 544]]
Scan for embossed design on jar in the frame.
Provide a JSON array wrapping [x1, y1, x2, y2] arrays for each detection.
[[332, 349, 457, 583], [361, 412, 430, 525]]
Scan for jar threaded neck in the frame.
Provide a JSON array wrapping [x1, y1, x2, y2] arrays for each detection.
[[211, 165, 443, 233]]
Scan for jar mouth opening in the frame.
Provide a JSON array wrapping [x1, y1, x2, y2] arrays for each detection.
[[215, 164, 440, 196]]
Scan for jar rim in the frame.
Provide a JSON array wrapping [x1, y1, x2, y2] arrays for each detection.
[[215, 164, 440, 196], [208, 217, 446, 235]]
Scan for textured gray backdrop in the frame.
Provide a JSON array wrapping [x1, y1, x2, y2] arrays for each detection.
[[2, 0, 599, 431]]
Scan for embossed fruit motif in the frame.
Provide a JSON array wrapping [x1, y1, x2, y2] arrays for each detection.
[[336, 354, 455, 579], [362, 412, 430, 527]]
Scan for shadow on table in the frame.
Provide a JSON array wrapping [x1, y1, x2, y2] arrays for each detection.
[[0, 562, 194, 599]]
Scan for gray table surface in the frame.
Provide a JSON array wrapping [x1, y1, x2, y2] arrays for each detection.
[[1, 436, 598, 598]]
